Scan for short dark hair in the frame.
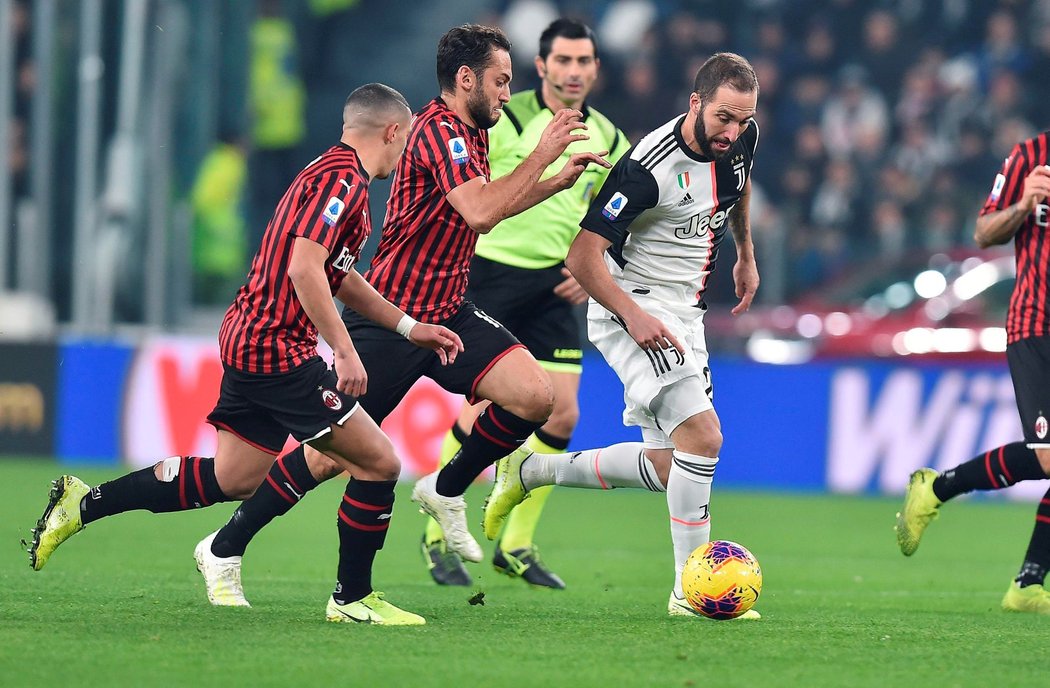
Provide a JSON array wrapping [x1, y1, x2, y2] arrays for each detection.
[[538, 18, 598, 61], [693, 52, 759, 104], [436, 24, 512, 93], [344, 82, 410, 114]]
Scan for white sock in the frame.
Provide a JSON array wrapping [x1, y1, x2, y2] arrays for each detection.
[[520, 442, 666, 492], [667, 450, 716, 597]]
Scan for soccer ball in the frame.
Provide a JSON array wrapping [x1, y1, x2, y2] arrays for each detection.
[[681, 540, 762, 620]]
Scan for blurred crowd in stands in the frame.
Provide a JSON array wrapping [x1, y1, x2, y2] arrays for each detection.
[[6, 0, 1050, 311], [485, 0, 1050, 301]]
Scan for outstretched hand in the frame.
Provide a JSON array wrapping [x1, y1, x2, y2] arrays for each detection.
[[535, 108, 589, 165], [408, 323, 465, 365], [551, 150, 611, 191]]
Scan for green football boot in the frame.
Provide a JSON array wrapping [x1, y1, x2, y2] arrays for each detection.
[[482, 446, 531, 541], [895, 468, 942, 556], [1002, 581, 1050, 615], [325, 592, 426, 626], [28, 476, 90, 571]]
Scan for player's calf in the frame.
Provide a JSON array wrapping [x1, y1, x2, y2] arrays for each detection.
[[81, 456, 232, 524]]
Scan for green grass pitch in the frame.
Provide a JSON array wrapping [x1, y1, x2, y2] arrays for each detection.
[[1, 459, 1046, 687]]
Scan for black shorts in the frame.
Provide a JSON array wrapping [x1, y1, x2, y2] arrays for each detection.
[[1006, 336, 1050, 447], [207, 356, 360, 455], [466, 255, 582, 371], [343, 301, 522, 424]]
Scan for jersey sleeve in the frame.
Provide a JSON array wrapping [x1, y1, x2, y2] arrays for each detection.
[[588, 126, 632, 201], [579, 155, 660, 245], [607, 126, 632, 166], [981, 142, 1028, 216], [290, 170, 367, 255], [416, 118, 488, 195]]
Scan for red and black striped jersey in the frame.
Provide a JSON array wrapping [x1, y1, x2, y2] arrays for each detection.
[[980, 131, 1050, 343], [220, 144, 371, 373], [364, 97, 490, 322]]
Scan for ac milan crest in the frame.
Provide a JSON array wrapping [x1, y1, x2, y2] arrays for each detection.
[[1036, 415, 1048, 440], [321, 389, 343, 411]]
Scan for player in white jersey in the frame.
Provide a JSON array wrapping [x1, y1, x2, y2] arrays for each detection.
[[482, 53, 761, 619]]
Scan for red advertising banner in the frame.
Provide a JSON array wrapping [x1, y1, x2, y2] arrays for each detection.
[[122, 336, 463, 475]]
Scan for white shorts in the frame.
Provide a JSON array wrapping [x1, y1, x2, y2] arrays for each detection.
[[587, 294, 714, 445]]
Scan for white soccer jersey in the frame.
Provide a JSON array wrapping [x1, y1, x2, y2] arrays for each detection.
[[580, 114, 759, 312]]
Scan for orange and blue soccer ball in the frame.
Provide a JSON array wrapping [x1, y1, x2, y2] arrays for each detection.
[[681, 540, 762, 620]]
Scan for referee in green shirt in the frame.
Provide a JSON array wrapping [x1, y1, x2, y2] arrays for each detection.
[[422, 18, 631, 588]]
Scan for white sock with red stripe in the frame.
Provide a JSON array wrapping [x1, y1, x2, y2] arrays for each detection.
[[667, 450, 717, 597], [520, 442, 666, 492]]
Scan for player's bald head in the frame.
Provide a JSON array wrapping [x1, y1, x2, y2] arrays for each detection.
[[342, 83, 411, 130]]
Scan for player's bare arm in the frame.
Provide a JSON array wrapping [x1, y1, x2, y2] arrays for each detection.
[[975, 165, 1050, 248], [447, 109, 607, 232], [287, 237, 367, 397], [566, 229, 685, 354], [336, 271, 464, 365], [729, 178, 759, 315]]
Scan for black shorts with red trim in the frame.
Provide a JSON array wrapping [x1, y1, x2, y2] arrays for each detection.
[[207, 356, 360, 455], [343, 300, 522, 423], [1007, 335, 1050, 447], [465, 256, 582, 368]]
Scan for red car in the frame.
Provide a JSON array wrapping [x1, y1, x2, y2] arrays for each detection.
[[709, 250, 1016, 363]]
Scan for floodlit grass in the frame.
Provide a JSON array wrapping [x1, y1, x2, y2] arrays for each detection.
[[1, 460, 1045, 687]]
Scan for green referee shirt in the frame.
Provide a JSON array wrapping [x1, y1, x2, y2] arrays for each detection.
[[477, 88, 631, 269]]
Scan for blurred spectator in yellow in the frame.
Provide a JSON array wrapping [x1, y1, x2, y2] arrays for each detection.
[[191, 133, 248, 304], [248, 0, 306, 250]]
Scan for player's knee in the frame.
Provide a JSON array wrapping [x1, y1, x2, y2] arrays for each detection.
[[531, 383, 556, 422], [368, 448, 402, 481], [538, 376, 557, 417], [675, 425, 722, 457], [513, 377, 555, 422], [351, 434, 402, 481]]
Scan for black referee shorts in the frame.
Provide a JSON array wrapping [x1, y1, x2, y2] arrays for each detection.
[[1006, 335, 1050, 448], [206, 356, 360, 455], [466, 255, 582, 372], [343, 301, 522, 424]]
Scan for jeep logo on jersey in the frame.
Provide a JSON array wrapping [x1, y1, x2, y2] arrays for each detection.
[[674, 202, 737, 239], [448, 137, 469, 164], [321, 389, 343, 410], [602, 192, 628, 220], [322, 197, 345, 227]]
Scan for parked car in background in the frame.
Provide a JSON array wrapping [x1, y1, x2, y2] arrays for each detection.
[[707, 250, 1016, 363]]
